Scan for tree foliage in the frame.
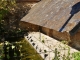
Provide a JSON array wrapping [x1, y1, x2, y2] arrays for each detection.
[[0, 0, 28, 41]]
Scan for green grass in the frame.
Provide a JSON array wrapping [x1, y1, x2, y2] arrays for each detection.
[[19, 39, 43, 60], [0, 38, 43, 60]]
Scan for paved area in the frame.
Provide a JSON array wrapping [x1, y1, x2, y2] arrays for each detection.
[[25, 32, 78, 60]]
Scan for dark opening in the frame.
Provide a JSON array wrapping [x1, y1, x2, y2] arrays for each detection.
[[69, 22, 80, 35]]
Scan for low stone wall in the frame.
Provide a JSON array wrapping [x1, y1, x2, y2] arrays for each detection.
[[70, 30, 80, 41], [52, 30, 70, 41], [20, 21, 39, 31], [20, 21, 70, 41], [41, 27, 70, 41], [70, 30, 80, 49]]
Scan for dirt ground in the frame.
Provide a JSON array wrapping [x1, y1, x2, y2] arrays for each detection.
[[5, 2, 37, 30]]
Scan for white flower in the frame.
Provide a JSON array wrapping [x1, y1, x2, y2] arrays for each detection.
[[12, 45, 15, 49], [5, 41, 9, 45]]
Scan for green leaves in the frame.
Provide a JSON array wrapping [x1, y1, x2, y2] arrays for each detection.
[[0, 14, 3, 20], [3, 41, 21, 59], [42, 40, 45, 43], [54, 48, 60, 60], [0, 0, 16, 20], [72, 52, 80, 60], [0, 9, 9, 21], [0, 0, 16, 10]]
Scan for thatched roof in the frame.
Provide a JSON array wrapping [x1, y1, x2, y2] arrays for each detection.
[[21, 0, 80, 32]]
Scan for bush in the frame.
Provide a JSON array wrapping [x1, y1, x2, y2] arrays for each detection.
[[72, 52, 80, 60]]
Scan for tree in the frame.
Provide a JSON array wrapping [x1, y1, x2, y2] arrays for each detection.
[[0, 0, 28, 41]]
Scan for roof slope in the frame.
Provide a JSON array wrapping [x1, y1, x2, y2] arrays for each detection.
[[21, 0, 80, 32]]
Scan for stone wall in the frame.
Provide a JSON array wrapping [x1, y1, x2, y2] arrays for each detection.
[[41, 27, 70, 41], [70, 30, 80, 49], [20, 21, 39, 31], [70, 30, 80, 41], [20, 21, 70, 41]]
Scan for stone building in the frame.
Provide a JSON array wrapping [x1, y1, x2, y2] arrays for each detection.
[[20, 0, 80, 49]]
